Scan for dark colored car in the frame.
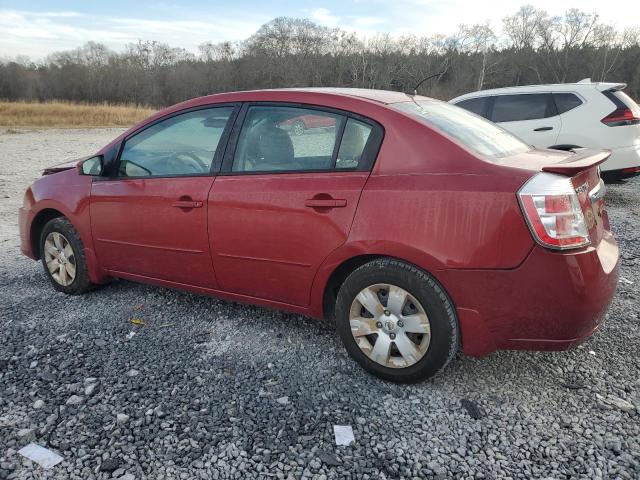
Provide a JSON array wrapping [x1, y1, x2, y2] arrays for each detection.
[[19, 88, 619, 382]]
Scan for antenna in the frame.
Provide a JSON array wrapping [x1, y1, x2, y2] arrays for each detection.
[[412, 71, 445, 95]]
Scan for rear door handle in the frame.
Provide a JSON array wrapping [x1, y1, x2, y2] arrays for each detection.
[[172, 200, 203, 208], [305, 198, 347, 208], [533, 126, 553, 132]]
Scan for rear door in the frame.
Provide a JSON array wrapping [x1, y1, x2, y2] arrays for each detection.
[[489, 93, 561, 147], [91, 105, 237, 288], [208, 103, 383, 306]]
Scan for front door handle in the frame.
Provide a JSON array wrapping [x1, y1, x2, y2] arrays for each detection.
[[305, 198, 347, 208], [172, 200, 203, 208], [534, 126, 553, 132]]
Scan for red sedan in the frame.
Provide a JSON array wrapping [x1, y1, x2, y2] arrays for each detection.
[[18, 88, 619, 382]]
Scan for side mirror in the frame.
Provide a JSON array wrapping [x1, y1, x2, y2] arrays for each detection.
[[78, 156, 104, 176]]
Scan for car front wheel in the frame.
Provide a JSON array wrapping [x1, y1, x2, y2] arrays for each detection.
[[40, 217, 92, 295], [335, 258, 459, 382]]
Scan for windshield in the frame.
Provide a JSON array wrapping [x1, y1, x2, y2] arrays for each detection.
[[393, 100, 530, 158]]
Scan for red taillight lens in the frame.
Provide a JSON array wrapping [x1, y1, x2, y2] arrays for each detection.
[[601, 107, 640, 127], [518, 173, 590, 250]]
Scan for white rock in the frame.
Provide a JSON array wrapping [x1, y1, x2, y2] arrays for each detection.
[[84, 383, 97, 396], [607, 396, 635, 413], [126, 369, 140, 377], [116, 413, 130, 424], [16, 428, 35, 440], [33, 400, 45, 409], [276, 396, 289, 405], [66, 395, 84, 405]]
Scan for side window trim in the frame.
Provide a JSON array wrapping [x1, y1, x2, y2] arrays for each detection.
[[330, 116, 348, 169], [106, 103, 240, 180], [219, 101, 384, 175]]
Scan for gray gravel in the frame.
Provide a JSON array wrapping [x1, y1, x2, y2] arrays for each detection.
[[1, 128, 639, 479]]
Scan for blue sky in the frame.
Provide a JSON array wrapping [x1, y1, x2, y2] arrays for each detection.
[[1, 0, 638, 59]]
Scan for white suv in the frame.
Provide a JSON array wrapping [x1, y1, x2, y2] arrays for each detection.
[[450, 79, 640, 179]]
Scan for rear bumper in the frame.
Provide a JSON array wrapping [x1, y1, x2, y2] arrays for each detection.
[[601, 144, 640, 171], [439, 233, 620, 356]]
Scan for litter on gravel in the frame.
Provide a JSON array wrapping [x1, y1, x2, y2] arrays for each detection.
[[333, 425, 355, 446], [18, 443, 63, 469]]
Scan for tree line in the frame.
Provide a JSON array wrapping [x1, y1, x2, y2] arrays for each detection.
[[1, 5, 639, 107]]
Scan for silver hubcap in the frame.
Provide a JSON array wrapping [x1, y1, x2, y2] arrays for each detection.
[[44, 232, 76, 286], [349, 283, 431, 369]]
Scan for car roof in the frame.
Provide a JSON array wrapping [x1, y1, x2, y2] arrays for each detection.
[[450, 80, 626, 103], [180, 87, 424, 108]]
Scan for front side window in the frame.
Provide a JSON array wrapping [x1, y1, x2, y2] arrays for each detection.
[[393, 100, 530, 159], [118, 107, 233, 177], [491, 94, 554, 122], [455, 97, 489, 118], [232, 106, 344, 172]]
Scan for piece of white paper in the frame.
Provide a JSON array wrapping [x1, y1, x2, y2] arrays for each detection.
[[18, 443, 63, 469], [333, 425, 355, 446]]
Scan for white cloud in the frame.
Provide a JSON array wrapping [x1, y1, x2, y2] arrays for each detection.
[[1, 1, 638, 60], [310, 8, 340, 28], [0, 9, 268, 60], [371, 0, 640, 37]]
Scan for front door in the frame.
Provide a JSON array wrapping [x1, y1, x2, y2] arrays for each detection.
[[209, 104, 382, 306], [91, 105, 236, 288]]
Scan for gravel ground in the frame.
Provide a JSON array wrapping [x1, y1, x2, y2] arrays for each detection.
[[0, 128, 638, 479]]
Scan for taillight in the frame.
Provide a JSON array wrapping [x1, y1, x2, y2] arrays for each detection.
[[600, 107, 640, 127], [518, 172, 590, 250], [601, 90, 640, 126]]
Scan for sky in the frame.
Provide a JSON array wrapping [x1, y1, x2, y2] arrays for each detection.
[[1, 0, 639, 60]]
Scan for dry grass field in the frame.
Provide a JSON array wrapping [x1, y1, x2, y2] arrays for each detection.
[[0, 100, 156, 128]]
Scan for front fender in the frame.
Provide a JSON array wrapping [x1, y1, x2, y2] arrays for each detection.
[[24, 172, 109, 283]]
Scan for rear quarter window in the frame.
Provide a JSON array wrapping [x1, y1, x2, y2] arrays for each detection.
[[553, 93, 583, 114]]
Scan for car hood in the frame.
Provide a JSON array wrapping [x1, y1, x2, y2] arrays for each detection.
[[42, 155, 92, 175]]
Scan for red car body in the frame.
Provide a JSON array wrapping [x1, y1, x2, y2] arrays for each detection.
[[19, 88, 619, 357]]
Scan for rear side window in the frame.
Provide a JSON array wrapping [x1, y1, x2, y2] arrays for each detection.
[[232, 106, 343, 172], [491, 94, 555, 122], [393, 100, 530, 159], [455, 97, 489, 118], [553, 93, 582, 114]]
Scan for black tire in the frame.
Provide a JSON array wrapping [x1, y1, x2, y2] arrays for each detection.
[[335, 258, 459, 383], [40, 217, 92, 295]]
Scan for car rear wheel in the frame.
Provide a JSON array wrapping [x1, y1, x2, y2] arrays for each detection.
[[40, 217, 92, 295], [335, 258, 459, 382]]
